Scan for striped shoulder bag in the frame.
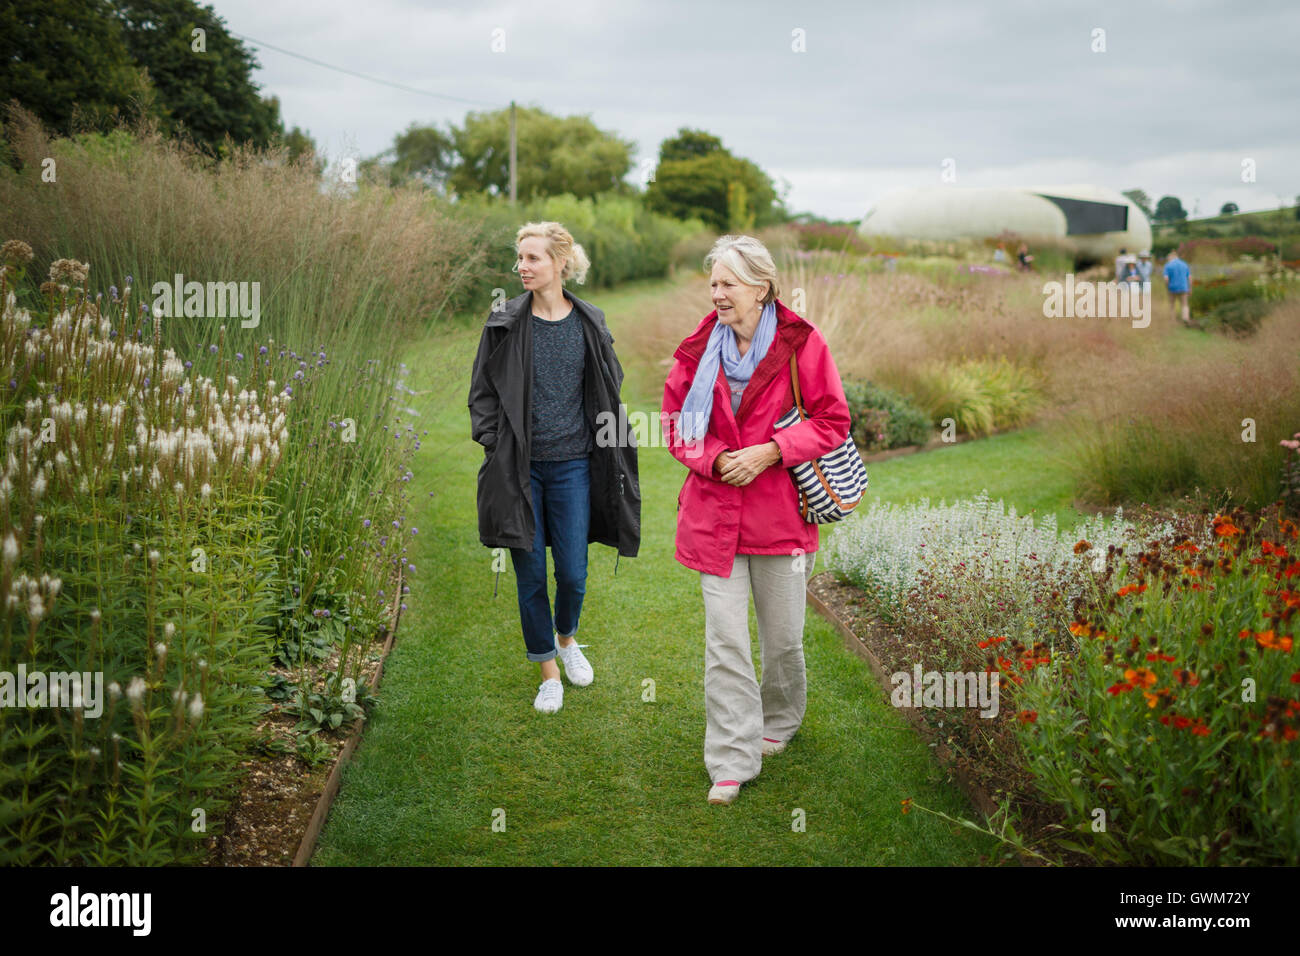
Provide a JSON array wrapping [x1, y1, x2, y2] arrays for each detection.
[[773, 351, 869, 523]]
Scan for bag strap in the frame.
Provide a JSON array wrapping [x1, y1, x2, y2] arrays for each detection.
[[788, 352, 806, 422]]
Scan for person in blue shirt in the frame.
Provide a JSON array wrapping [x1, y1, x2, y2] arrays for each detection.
[[1162, 250, 1192, 326]]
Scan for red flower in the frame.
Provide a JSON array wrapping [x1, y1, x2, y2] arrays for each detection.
[[977, 636, 1008, 649], [1117, 584, 1148, 597], [1145, 652, 1176, 663], [1017, 710, 1038, 723], [1107, 682, 1135, 695]]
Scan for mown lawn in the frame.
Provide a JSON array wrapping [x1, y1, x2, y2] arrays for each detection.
[[309, 285, 1003, 866]]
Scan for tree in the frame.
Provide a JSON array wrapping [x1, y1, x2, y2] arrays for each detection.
[[645, 128, 782, 231], [0, 0, 151, 134], [367, 122, 456, 190], [1219, 202, 1239, 216], [1122, 188, 1153, 218], [112, 0, 280, 153], [1153, 195, 1188, 223], [447, 105, 633, 201]]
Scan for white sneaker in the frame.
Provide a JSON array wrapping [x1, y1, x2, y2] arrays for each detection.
[[555, 638, 594, 687], [533, 678, 563, 713]]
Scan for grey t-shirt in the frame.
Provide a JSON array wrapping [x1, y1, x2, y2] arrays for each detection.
[[530, 309, 593, 461]]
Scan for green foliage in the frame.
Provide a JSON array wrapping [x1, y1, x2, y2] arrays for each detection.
[[1189, 277, 1264, 313], [644, 128, 782, 231], [1122, 188, 1153, 219], [1154, 195, 1188, 223], [842, 379, 932, 451], [0, 282, 281, 865], [447, 191, 707, 313], [1220, 202, 1240, 216], [909, 359, 1042, 437], [112, 0, 280, 153], [0, 0, 150, 134], [1204, 297, 1273, 337], [1014, 513, 1300, 864], [448, 105, 634, 201]]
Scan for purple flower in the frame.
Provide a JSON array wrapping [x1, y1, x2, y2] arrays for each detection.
[[362, 519, 371, 528], [109, 285, 119, 300], [209, 344, 218, 354], [184, 360, 192, 369], [259, 345, 268, 355], [236, 352, 244, 360]]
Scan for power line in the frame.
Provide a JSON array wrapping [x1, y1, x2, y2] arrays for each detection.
[[229, 31, 502, 109]]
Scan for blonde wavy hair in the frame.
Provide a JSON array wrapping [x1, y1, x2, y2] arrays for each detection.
[[514, 221, 591, 285]]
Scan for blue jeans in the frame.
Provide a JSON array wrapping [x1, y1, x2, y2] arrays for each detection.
[[510, 457, 590, 662]]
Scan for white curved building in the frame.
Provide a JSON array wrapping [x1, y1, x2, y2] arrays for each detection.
[[858, 184, 1152, 259]]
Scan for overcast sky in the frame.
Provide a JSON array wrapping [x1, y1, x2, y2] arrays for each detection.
[[206, 0, 1300, 221]]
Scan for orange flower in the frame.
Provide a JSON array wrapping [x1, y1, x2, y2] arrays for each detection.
[[1142, 688, 1170, 708], [1174, 541, 1201, 553], [1146, 652, 1176, 663], [1213, 515, 1242, 536], [1074, 540, 1092, 554], [1117, 584, 1148, 597], [1069, 621, 1094, 638], [1107, 682, 1134, 695], [1124, 667, 1158, 688], [977, 636, 1008, 649], [1280, 517, 1299, 539], [1190, 721, 1210, 737], [1173, 669, 1200, 686], [900, 798, 912, 815], [1017, 710, 1038, 723], [1262, 540, 1291, 559], [1253, 630, 1294, 652]]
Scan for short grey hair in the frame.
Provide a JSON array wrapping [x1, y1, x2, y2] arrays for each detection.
[[704, 234, 780, 306]]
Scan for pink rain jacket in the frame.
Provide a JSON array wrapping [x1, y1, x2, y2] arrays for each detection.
[[661, 300, 852, 577]]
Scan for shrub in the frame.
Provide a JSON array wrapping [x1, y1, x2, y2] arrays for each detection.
[[1206, 297, 1273, 337], [909, 358, 1041, 437], [1189, 277, 1262, 313], [446, 191, 707, 315], [842, 379, 931, 451], [1178, 236, 1277, 264], [1014, 508, 1300, 864]]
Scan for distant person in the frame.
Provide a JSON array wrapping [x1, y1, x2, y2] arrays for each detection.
[[1114, 247, 1128, 282], [1016, 243, 1034, 271], [993, 243, 1007, 264], [1137, 250, 1154, 283], [1162, 249, 1193, 326], [1121, 260, 1141, 284]]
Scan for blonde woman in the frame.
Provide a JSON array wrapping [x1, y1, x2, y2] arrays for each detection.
[[662, 235, 851, 804], [468, 222, 640, 713]]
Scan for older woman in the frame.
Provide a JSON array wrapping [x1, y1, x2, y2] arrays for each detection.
[[468, 221, 640, 713], [662, 235, 851, 805]]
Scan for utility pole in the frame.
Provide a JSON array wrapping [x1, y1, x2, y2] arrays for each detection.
[[509, 100, 517, 203]]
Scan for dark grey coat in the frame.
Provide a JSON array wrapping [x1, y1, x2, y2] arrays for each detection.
[[467, 289, 640, 557]]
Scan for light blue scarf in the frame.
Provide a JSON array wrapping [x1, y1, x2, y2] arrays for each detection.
[[680, 300, 777, 442]]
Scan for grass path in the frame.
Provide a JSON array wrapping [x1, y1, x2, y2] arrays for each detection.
[[309, 283, 1001, 865]]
